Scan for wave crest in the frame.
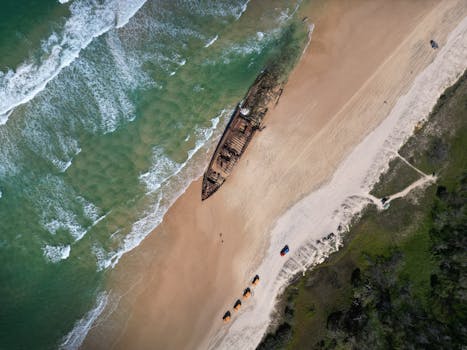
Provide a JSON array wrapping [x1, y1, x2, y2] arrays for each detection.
[[0, 0, 149, 124]]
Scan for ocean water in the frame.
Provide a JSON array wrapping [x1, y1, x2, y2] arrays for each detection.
[[0, 0, 307, 348]]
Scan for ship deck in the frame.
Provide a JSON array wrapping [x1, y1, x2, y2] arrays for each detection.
[[201, 70, 280, 200]]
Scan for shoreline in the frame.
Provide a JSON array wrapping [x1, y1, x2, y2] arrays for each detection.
[[82, 1, 467, 349]]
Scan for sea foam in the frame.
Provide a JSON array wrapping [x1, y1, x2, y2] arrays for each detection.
[[0, 0, 148, 124], [206, 27, 281, 66], [37, 176, 102, 242], [43, 244, 71, 263], [95, 111, 225, 271], [60, 292, 109, 350], [205, 35, 219, 48], [115, 0, 147, 29]]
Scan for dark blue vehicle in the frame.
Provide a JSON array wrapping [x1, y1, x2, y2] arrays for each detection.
[[280, 245, 289, 256]]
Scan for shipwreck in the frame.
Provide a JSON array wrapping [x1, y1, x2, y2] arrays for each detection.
[[201, 69, 283, 200]]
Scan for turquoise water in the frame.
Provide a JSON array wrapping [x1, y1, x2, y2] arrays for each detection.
[[0, 0, 306, 348]]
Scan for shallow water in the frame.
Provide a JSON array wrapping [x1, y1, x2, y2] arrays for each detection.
[[0, 0, 306, 348]]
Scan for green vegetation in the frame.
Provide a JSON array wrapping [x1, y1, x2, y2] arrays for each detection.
[[257, 71, 467, 350]]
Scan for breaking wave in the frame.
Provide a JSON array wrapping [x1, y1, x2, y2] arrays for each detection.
[[35, 176, 102, 242], [59, 292, 109, 350], [205, 34, 219, 48], [94, 110, 226, 270], [43, 244, 71, 263], [0, 0, 149, 124]]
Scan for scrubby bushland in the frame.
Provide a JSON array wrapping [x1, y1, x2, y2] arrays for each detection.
[[315, 178, 466, 349]]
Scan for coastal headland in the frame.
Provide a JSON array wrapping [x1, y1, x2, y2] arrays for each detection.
[[83, 1, 467, 349]]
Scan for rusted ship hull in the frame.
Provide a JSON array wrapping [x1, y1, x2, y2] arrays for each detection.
[[201, 70, 280, 200], [201, 105, 257, 200]]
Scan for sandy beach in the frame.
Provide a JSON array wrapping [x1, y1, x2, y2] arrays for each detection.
[[83, 1, 467, 349]]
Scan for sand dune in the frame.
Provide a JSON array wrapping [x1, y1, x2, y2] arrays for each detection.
[[82, 1, 467, 349]]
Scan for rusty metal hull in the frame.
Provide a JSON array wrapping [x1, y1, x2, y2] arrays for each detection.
[[201, 70, 280, 200]]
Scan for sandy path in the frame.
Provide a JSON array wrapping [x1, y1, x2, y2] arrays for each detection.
[[82, 1, 467, 349], [396, 152, 430, 177], [386, 175, 437, 204]]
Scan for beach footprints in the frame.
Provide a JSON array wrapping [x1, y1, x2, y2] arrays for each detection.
[[221, 275, 260, 323]]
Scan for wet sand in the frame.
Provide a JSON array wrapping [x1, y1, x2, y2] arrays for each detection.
[[83, 1, 467, 349]]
